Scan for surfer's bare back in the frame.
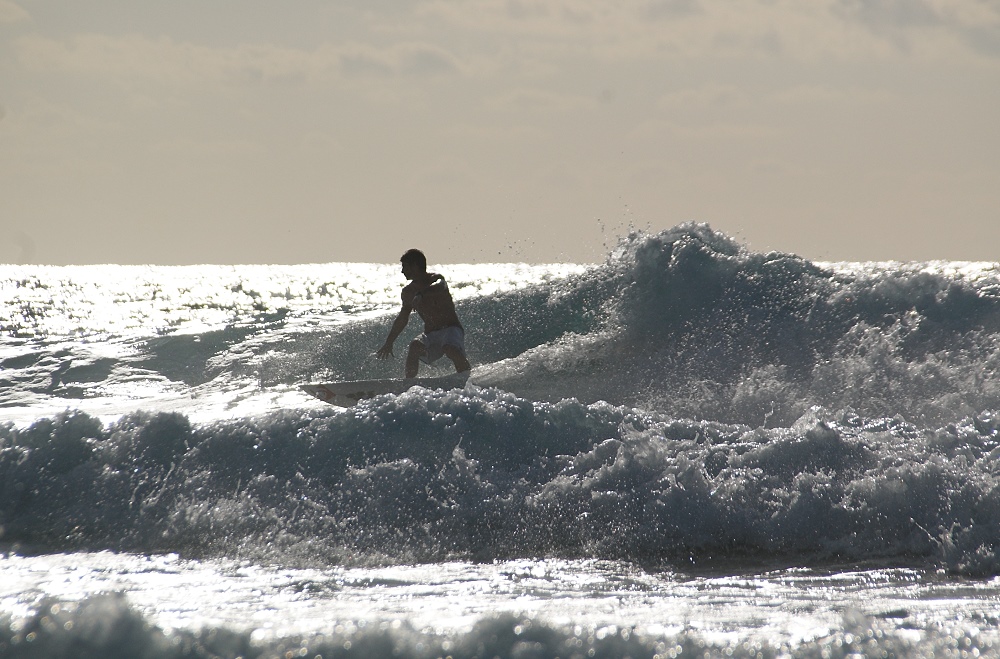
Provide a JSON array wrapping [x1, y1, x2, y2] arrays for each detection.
[[376, 249, 471, 378]]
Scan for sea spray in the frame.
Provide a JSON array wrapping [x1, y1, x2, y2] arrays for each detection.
[[3, 394, 999, 574], [472, 225, 1000, 425], [3, 225, 1000, 652]]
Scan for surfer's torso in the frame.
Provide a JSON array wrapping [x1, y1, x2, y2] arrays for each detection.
[[402, 273, 462, 333]]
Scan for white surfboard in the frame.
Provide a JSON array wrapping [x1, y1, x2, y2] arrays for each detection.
[[300, 372, 471, 407]]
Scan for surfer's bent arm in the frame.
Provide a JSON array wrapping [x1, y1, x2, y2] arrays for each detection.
[[376, 303, 412, 359]]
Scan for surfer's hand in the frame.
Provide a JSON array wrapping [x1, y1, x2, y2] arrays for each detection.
[[376, 343, 393, 359]]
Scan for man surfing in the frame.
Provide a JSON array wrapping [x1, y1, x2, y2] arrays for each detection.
[[376, 249, 471, 378]]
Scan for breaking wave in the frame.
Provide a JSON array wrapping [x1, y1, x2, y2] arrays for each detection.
[[4, 224, 1000, 575]]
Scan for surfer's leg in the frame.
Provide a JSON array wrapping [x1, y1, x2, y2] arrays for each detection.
[[406, 339, 426, 378], [443, 344, 471, 373]]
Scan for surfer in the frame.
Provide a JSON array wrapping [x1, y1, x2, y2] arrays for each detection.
[[376, 249, 471, 378]]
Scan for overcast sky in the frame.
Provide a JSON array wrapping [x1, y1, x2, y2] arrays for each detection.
[[1, 0, 998, 265]]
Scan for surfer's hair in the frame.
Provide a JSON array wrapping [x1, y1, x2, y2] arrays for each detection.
[[401, 249, 427, 271]]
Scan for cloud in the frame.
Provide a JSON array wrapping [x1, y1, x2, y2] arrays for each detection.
[[490, 88, 598, 113], [770, 84, 894, 106], [14, 34, 322, 85], [13, 34, 463, 86], [644, 0, 703, 20], [13, 1, 995, 108], [0, 0, 28, 24], [335, 0, 431, 11], [834, 0, 942, 29], [833, 0, 1000, 57], [834, 0, 1000, 30], [963, 23, 1000, 56], [420, 0, 816, 61], [656, 84, 750, 111], [398, 43, 461, 76], [415, 0, 1000, 65], [339, 47, 396, 78], [338, 42, 462, 78]]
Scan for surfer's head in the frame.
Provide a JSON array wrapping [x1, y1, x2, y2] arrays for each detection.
[[400, 249, 427, 278]]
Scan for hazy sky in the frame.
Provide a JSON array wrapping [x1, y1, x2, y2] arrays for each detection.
[[1, 0, 998, 265]]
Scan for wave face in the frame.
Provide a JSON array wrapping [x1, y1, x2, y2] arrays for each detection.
[[2, 224, 1000, 574], [2, 401, 999, 574], [467, 224, 1000, 427]]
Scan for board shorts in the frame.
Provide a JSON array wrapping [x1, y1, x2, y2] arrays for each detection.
[[417, 325, 466, 365]]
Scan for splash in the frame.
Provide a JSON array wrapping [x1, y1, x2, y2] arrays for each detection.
[[2, 394, 999, 574], [3, 224, 1000, 574]]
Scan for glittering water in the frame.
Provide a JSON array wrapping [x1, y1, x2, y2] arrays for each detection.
[[4, 553, 999, 646], [3, 225, 1000, 657]]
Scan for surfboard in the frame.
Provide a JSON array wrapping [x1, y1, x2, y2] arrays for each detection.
[[299, 371, 471, 407]]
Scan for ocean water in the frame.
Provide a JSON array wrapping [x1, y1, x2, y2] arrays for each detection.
[[2, 223, 1000, 658]]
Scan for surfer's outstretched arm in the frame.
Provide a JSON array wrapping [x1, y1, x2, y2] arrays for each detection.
[[376, 304, 412, 359]]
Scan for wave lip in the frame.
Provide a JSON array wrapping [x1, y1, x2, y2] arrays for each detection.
[[468, 224, 1000, 426]]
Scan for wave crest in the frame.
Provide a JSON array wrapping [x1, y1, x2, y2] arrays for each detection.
[[3, 395, 1000, 574]]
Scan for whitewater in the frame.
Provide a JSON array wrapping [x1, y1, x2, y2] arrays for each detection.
[[2, 224, 999, 657]]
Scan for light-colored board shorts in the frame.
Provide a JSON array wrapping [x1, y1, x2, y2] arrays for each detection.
[[418, 325, 466, 365]]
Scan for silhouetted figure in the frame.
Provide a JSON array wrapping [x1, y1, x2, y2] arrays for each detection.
[[376, 249, 471, 378]]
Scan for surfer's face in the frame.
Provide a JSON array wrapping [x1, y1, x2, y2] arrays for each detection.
[[401, 260, 419, 280]]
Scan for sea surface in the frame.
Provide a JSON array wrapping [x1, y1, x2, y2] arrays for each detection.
[[2, 224, 999, 658]]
